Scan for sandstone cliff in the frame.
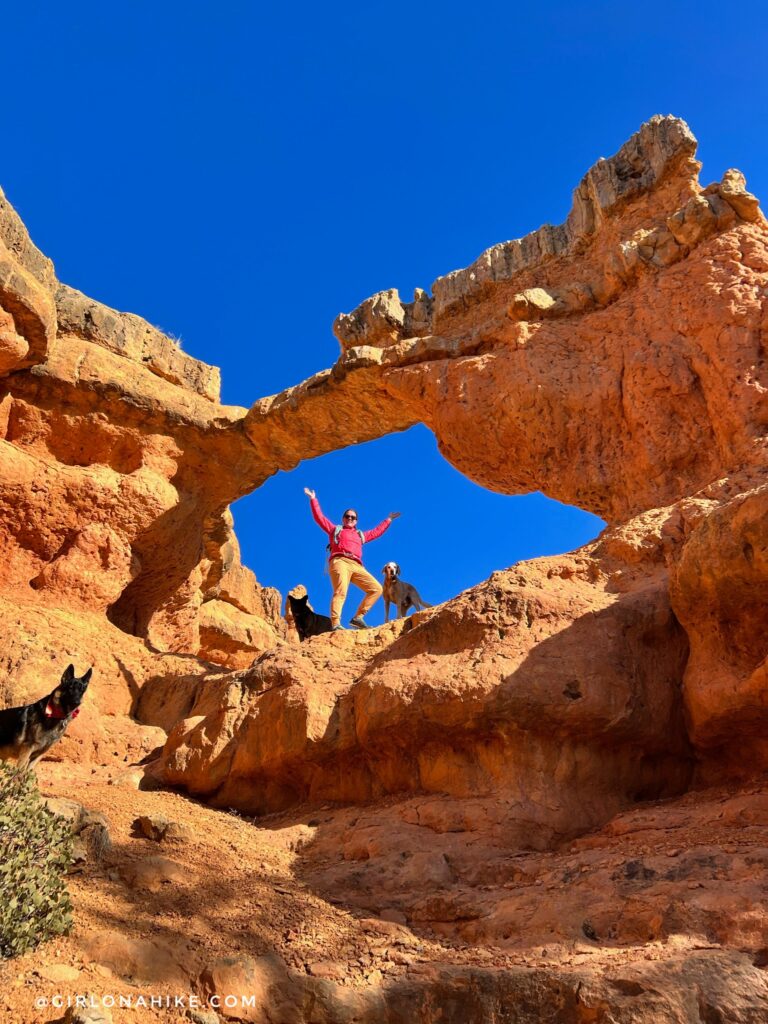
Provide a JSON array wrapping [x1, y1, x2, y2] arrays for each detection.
[[2, 115, 768, 1023]]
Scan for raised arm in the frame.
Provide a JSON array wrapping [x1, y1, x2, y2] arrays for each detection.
[[364, 511, 400, 543], [305, 489, 335, 534]]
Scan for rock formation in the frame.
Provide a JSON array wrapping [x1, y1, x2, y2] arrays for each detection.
[[0, 185, 289, 717], [246, 116, 766, 525], [157, 113, 768, 810], [2, 115, 768, 1021]]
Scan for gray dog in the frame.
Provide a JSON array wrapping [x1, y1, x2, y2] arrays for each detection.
[[381, 562, 431, 622]]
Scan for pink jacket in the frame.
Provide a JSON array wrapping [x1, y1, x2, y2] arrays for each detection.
[[310, 497, 392, 565]]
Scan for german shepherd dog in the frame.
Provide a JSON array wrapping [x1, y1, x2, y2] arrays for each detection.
[[0, 664, 92, 770], [287, 594, 332, 641]]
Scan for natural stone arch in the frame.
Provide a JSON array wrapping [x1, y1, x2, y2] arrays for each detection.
[[242, 116, 766, 525], [1, 112, 766, 719]]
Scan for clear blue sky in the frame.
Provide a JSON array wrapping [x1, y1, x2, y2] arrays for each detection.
[[2, 2, 766, 622]]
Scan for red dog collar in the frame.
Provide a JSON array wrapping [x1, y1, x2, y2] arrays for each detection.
[[44, 702, 79, 720]]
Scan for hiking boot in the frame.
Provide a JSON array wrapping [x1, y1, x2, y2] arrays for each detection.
[[349, 615, 368, 629], [331, 624, 346, 632]]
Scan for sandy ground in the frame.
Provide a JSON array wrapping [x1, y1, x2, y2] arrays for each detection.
[[2, 761, 768, 1023]]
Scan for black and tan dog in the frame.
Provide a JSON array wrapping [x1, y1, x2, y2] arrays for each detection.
[[0, 664, 92, 770], [287, 594, 332, 641]]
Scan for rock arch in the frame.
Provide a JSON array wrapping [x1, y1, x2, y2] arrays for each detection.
[[242, 116, 766, 525], [0, 114, 766, 775]]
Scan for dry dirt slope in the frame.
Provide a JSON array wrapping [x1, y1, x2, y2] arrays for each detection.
[[2, 700, 768, 1022]]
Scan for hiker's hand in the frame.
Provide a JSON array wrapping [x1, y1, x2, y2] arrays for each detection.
[[388, 511, 401, 520], [304, 488, 316, 499]]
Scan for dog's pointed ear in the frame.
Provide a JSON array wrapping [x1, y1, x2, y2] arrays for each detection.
[[62, 664, 75, 682], [82, 668, 93, 685]]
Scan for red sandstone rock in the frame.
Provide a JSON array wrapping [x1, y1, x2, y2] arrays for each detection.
[[80, 929, 190, 988], [2, 116, 768, 1022], [245, 117, 768, 528], [670, 484, 768, 770], [158, 555, 691, 837]]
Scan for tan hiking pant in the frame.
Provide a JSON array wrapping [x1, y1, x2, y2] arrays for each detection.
[[329, 557, 383, 626]]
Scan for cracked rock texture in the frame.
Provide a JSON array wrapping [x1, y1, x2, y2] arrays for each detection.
[[2, 116, 768, 1022]]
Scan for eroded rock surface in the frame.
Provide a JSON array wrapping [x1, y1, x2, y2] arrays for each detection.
[[159, 553, 692, 833], [246, 115, 768, 524], [2, 115, 768, 1022], [0, 190, 286, 686]]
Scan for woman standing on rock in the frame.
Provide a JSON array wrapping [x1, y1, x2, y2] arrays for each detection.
[[304, 488, 400, 630]]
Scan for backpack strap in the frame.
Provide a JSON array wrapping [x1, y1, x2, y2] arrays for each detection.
[[328, 525, 365, 550]]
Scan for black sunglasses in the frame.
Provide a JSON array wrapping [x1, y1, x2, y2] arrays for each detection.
[[343, 514, 357, 520]]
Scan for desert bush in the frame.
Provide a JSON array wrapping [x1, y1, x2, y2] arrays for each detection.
[[0, 763, 73, 958]]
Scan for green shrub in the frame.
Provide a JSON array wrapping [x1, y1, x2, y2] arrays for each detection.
[[0, 763, 73, 959]]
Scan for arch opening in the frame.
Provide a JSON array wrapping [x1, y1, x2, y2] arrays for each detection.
[[232, 424, 605, 625]]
